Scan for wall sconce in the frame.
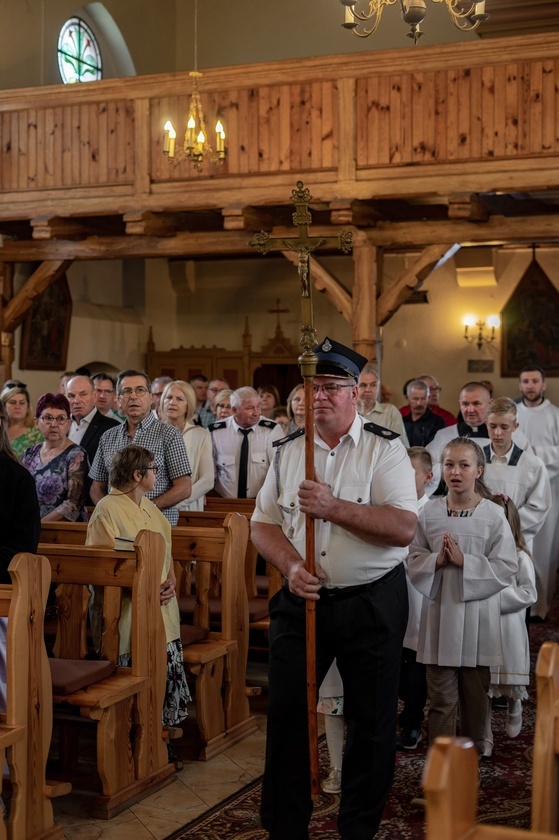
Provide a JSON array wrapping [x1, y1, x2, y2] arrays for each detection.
[[463, 314, 500, 350]]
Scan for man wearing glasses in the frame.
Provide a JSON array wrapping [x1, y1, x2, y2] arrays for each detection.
[[251, 338, 418, 840], [89, 369, 192, 524]]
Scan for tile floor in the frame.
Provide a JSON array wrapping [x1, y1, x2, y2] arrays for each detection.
[[51, 662, 270, 840]]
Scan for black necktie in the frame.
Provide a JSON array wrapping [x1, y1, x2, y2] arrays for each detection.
[[237, 428, 252, 498]]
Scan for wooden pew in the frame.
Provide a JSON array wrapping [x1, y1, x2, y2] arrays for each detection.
[[41, 516, 257, 761], [171, 512, 257, 760], [532, 640, 559, 833], [39, 531, 175, 819], [423, 736, 556, 840], [0, 552, 66, 840]]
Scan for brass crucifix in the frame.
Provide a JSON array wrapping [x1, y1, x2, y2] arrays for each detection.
[[249, 180, 353, 375], [249, 181, 352, 798]]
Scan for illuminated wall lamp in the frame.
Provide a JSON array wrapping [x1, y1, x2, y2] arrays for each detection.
[[463, 314, 500, 350]]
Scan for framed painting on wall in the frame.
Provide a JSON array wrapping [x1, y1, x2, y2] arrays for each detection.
[[501, 259, 559, 377], [19, 275, 73, 371]]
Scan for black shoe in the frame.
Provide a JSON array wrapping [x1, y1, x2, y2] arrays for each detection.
[[400, 728, 423, 749]]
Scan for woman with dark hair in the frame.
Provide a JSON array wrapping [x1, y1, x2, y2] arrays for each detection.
[[1, 385, 43, 457], [86, 444, 190, 732], [20, 393, 88, 522], [257, 384, 281, 419]]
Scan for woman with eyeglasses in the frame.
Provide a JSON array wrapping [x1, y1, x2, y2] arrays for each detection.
[[1, 385, 43, 457], [160, 380, 214, 511], [20, 393, 88, 522], [86, 444, 191, 739]]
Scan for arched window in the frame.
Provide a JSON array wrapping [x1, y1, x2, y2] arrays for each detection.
[[57, 17, 102, 84]]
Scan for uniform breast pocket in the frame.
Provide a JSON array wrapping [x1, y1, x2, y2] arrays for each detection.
[[338, 483, 371, 506], [251, 450, 267, 466], [277, 489, 299, 525], [217, 454, 235, 474]]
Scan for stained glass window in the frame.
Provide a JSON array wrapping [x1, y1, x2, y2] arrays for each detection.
[[58, 17, 102, 84]]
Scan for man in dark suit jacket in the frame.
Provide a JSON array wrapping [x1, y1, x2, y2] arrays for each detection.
[[66, 375, 119, 503]]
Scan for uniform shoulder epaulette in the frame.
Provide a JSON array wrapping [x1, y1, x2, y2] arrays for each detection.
[[363, 421, 400, 440], [273, 427, 305, 447], [259, 418, 277, 429], [208, 420, 227, 433]]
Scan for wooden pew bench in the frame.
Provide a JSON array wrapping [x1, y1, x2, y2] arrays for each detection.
[[532, 640, 559, 833], [171, 512, 256, 760], [0, 553, 66, 840], [41, 515, 256, 762], [423, 735, 559, 840], [38, 530, 175, 819]]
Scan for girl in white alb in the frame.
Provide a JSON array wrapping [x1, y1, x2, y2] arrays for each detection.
[[482, 494, 536, 755], [407, 437, 518, 754]]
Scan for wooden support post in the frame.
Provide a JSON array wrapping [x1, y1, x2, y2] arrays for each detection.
[[281, 252, 352, 322], [351, 234, 378, 361], [3, 259, 73, 333]]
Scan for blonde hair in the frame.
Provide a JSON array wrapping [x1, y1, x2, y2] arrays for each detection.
[[1, 386, 34, 428], [488, 397, 517, 418], [441, 437, 492, 499], [408, 446, 433, 473], [490, 494, 531, 557], [160, 380, 196, 424]]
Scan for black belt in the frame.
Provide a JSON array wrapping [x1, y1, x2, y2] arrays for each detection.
[[283, 563, 402, 601]]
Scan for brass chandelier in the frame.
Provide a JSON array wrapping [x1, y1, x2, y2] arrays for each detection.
[[163, 0, 225, 169], [340, 0, 489, 44]]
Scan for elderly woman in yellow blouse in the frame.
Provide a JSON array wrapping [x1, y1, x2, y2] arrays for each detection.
[[86, 444, 190, 732], [160, 380, 214, 510]]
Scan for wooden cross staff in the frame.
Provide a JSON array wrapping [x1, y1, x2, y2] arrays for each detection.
[[249, 181, 352, 797]]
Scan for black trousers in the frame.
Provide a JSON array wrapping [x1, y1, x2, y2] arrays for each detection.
[[261, 563, 408, 840], [398, 647, 427, 733]]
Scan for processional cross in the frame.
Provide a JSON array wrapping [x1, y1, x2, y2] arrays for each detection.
[[249, 181, 353, 798]]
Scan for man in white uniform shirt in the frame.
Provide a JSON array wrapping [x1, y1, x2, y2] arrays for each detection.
[[252, 338, 417, 840], [357, 364, 409, 445], [210, 386, 283, 498], [516, 366, 559, 619]]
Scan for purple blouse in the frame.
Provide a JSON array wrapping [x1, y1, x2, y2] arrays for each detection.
[[21, 443, 88, 522]]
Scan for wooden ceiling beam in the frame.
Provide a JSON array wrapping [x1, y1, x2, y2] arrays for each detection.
[[447, 194, 490, 222], [2, 260, 73, 332], [376, 244, 460, 326], [0, 214, 558, 261], [221, 206, 278, 232]]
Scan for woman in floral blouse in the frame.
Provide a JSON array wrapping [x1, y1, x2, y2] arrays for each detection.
[[20, 393, 88, 521]]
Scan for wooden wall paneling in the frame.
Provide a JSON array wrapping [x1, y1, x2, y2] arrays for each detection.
[[238, 88, 250, 174], [529, 60, 543, 153], [107, 100, 117, 182], [338, 77, 356, 181], [45, 107, 55, 188], [150, 97, 166, 183], [299, 83, 312, 170], [62, 105, 72, 186], [389, 75, 403, 164], [71, 104, 81, 185], [541, 60, 556, 152], [278, 84, 290, 170], [505, 62, 519, 155], [0, 113, 8, 191], [248, 88, 261, 173], [88, 101, 99, 185], [134, 98, 150, 194], [79, 104, 90, 185], [98, 102, 108, 184], [366, 76, 380, 167], [265, 85, 279, 172], [356, 78, 369, 168], [18, 109, 27, 191], [225, 89, 239, 174], [321, 81, 334, 169], [411, 72, 424, 163], [457, 67, 472, 160], [377, 74, 391, 165], [517, 61, 529, 154], [493, 64, 506, 157], [114, 101, 125, 180], [27, 108, 38, 189], [481, 65, 495, 158], [53, 106, 63, 187], [424, 71, 436, 163], [288, 83, 301, 171], [469, 67, 482, 160], [35, 108, 45, 189], [124, 101, 135, 182], [258, 85, 271, 172], [446, 67, 459, 160], [310, 81, 322, 170], [434, 69, 448, 162], [9, 111, 18, 191]]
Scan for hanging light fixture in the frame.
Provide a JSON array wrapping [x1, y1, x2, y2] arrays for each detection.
[[340, 0, 490, 45], [163, 0, 225, 169]]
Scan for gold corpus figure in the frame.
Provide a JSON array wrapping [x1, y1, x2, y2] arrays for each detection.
[[248, 181, 352, 799]]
